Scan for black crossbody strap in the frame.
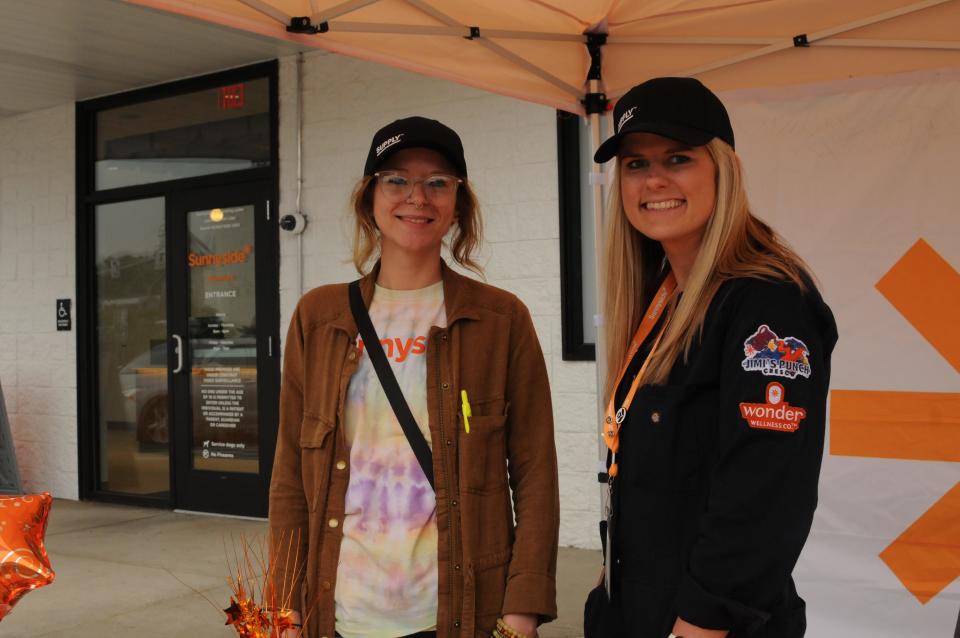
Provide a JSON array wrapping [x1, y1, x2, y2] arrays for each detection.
[[348, 280, 435, 490]]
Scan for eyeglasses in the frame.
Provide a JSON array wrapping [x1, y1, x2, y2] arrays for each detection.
[[374, 171, 463, 201]]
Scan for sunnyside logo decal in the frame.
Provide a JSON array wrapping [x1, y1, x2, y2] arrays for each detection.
[[376, 133, 405, 156], [740, 382, 806, 432], [741, 324, 812, 379], [188, 244, 253, 268]]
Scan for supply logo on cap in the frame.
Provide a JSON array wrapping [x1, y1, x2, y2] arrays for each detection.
[[376, 133, 405, 157], [617, 107, 638, 133]]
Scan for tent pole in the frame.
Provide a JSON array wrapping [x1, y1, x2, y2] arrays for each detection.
[[588, 89, 607, 422], [312, 0, 380, 23], [401, 0, 582, 97], [236, 0, 290, 24], [583, 32, 610, 512], [675, 0, 954, 81], [819, 38, 960, 50]]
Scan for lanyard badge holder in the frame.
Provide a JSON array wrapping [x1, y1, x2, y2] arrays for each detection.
[[600, 273, 676, 595]]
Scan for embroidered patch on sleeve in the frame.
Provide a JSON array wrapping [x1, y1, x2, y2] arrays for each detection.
[[739, 382, 806, 432], [741, 324, 812, 379]]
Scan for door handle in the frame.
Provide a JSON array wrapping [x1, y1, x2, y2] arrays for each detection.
[[172, 334, 184, 374]]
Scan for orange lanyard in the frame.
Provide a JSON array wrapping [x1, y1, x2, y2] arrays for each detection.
[[602, 273, 677, 478]]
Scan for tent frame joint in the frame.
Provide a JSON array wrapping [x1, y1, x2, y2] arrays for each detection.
[[583, 32, 608, 114], [287, 16, 329, 35], [464, 26, 480, 40], [793, 33, 810, 47], [582, 92, 609, 115], [586, 32, 608, 47], [585, 32, 607, 81]]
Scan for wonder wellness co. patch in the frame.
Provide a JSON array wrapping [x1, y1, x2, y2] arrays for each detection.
[[739, 382, 807, 432], [741, 324, 812, 379]]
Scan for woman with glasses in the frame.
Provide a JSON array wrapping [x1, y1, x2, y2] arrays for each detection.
[[270, 117, 559, 638], [584, 79, 837, 638]]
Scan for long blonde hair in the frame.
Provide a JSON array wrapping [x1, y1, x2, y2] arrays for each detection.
[[602, 138, 810, 396], [350, 174, 484, 276]]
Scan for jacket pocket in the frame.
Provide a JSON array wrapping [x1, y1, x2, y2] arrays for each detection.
[[628, 384, 699, 490], [463, 547, 512, 637], [458, 410, 508, 494], [299, 413, 335, 512]]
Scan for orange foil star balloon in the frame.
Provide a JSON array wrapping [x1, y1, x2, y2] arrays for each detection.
[[0, 493, 55, 621]]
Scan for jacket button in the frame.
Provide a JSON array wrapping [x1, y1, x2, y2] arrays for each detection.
[[454, 563, 461, 570], [442, 382, 449, 389], [441, 333, 448, 341], [348, 351, 357, 361], [454, 620, 461, 628], [328, 518, 339, 528], [322, 580, 331, 590], [451, 500, 458, 507], [651, 411, 661, 423], [446, 439, 452, 446], [336, 460, 347, 470]]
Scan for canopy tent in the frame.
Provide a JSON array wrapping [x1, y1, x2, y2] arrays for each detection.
[[126, 0, 960, 415], [124, 0, 960, 114]]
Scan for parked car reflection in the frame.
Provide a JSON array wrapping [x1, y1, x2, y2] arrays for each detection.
[[117, 332, 258, 455]]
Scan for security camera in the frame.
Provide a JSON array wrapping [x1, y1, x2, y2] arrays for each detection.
[[279, 212, 306, 235]]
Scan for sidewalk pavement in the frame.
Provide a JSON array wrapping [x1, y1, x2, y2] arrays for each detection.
[[2, 499, 600, 637]]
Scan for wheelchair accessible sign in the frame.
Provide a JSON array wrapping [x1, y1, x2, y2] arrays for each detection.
[[56, 299, 71, 331]]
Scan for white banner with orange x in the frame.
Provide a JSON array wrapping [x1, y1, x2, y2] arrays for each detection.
[[725, 68, 960, 638]]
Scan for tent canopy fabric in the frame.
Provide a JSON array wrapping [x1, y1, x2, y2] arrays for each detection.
[[125, 0, 960, 114]]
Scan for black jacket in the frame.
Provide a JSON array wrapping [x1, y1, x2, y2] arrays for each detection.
[[607, 275, 837, 638]]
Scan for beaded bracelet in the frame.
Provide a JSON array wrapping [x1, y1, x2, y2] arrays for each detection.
[[494, 618, 531, 638]]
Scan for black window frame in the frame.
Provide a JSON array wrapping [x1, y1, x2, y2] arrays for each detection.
[[557, 110, 596, 361], [75, 60, 281, 508]]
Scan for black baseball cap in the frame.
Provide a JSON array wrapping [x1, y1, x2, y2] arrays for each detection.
[[364, 116, 467, 177], [594, 77, 734, 163]]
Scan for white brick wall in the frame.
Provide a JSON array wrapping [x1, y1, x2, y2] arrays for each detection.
[[0, 104, 78, 499], [277, 53, 600, 548], [0, 55, 603, 545]]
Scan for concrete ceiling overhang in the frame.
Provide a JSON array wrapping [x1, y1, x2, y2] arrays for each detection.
[[0, 0, 306, 118]]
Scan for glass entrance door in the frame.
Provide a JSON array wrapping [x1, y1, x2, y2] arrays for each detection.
[[168, 181, 278, 517], [79, 62, 279, 511], [95, 198, 170, 498]]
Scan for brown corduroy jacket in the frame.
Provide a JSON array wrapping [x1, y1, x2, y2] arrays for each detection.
[[268, 262, 559, 638]]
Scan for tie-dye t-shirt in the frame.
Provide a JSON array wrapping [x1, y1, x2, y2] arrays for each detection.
[[335, 281, 445, 638]]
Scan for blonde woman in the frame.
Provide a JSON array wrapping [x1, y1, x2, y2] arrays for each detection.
[[269, 117, 559, 638], [584, 79, 837, 638]]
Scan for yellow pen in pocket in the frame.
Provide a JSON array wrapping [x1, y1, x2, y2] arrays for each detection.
[[460, 389, 472, 434]]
